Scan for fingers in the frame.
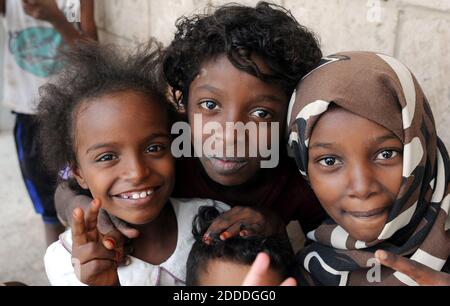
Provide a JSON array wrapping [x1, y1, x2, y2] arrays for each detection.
[[375, 250, 427, 284], [97, 208, 115, 235], [205, 207, 262, 242], [82, 259, 117, 276], [375, 250, 450, 286], [97, 209, 139, 239], [110, 214, 140, 239], [219, 222, 245, 241], [72, 208, 87, 246], [243, 253, 298, 286], [218, 222, 262, 240], [72, 242, 118, 265], [85, 199, 101, 230], [280, 278, 297, 287], [205, 207, 246, 237], [75, 258, 119, 286], [239, 223, 263, 237], [84, 199, 101, 241], [101, 229, 126, 252], [97, 210, 128, 250], [96, 209, 135, 251], [242, 253, 271, 286]]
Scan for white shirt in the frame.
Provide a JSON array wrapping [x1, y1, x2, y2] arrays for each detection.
[[2, 0, 80, 114], [44, 198, 230, 286]]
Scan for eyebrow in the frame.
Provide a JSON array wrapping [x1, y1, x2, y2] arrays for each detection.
[[249, 94, 285, 105], [309, 134, 400, 150], [309, 142, 334, 150], [86, 142, 119, 154], [196, 84, 222, 95], [85, 133, 171, 154], [372, 133, 399, 144]]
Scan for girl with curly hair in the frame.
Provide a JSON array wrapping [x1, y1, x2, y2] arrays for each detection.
[[55, 1, 326, 258], [39, 41, 229, 286]]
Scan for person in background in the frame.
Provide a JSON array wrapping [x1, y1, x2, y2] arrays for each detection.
[[0, 0, 97, 245]]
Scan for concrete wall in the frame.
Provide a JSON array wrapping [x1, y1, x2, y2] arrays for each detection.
[[94, 0, 449, 146], [4, 0, 447, 143]]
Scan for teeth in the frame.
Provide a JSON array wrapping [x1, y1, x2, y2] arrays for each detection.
[[117, 189, 154, 200]]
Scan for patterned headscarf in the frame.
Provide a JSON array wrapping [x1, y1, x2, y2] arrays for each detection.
[[288, 51, 449, 286]]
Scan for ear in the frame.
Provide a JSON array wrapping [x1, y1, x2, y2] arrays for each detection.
[[71, 163, 89, 190]]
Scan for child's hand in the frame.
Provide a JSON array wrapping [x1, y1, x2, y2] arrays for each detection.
[[243, 253, 297, 286], [203, 206, 285, 244], [71, 199, 123, 286], [375, 250, 450, 286], [97, 208, 140, 242], [22, 0, 66, 23], [57, 181, 138, 250]]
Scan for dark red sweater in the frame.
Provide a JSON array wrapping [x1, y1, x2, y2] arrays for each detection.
[[172, 155, 325, 233]]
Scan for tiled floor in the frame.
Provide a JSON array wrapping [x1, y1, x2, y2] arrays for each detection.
[[0, 132, 49, 285]]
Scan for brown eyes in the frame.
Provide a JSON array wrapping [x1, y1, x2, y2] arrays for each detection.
[[95, 145, 166, 163], [97, 153, 117, 162], [376, 150, 399, 160], [199, 100, 273, 120], [251, 109, 273, 120], [318, 157, 342, 167], [145, 144, 165, 153], [200, 100, 219, 111], [316, 150, 401, 168]]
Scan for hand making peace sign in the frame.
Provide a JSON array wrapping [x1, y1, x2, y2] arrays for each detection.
[[71, 199, 124, 286]]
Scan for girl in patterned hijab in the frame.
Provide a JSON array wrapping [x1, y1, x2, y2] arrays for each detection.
[[288, 51, 449, 286]]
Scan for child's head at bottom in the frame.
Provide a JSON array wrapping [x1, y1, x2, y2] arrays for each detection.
[[186, 206, 296, 286], [38, 41, 176, 226]]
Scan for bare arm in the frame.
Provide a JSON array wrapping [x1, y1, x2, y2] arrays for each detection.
[[55, 182, 92, 227], [55, 182, 139, 240], [49, 0, 98, 43], [0, 0, 5, 15], [79, 0, 97, 41], [22, 0, 97, 44]]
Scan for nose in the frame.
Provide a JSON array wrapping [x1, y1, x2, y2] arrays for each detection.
[[122, 154, 150, 184], [216, 107, 248, 157], [347, 161, 379, 200]]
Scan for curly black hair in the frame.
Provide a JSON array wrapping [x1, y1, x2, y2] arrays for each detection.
[[186, 206, 297, 286], [163, 1, 322, 107], [37, 40, 174, 182]]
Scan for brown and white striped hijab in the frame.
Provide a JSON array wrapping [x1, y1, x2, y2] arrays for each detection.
[[288, 51, 449, 286]]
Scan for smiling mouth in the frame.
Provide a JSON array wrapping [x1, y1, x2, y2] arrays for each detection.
[[346, 207, 389, 219], [207, 157, 249, 174], [112, 187, 160, 201]]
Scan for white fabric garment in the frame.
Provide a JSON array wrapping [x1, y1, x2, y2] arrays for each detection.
[[44, 198, 230, 286], [2, 0, 80, 114]]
